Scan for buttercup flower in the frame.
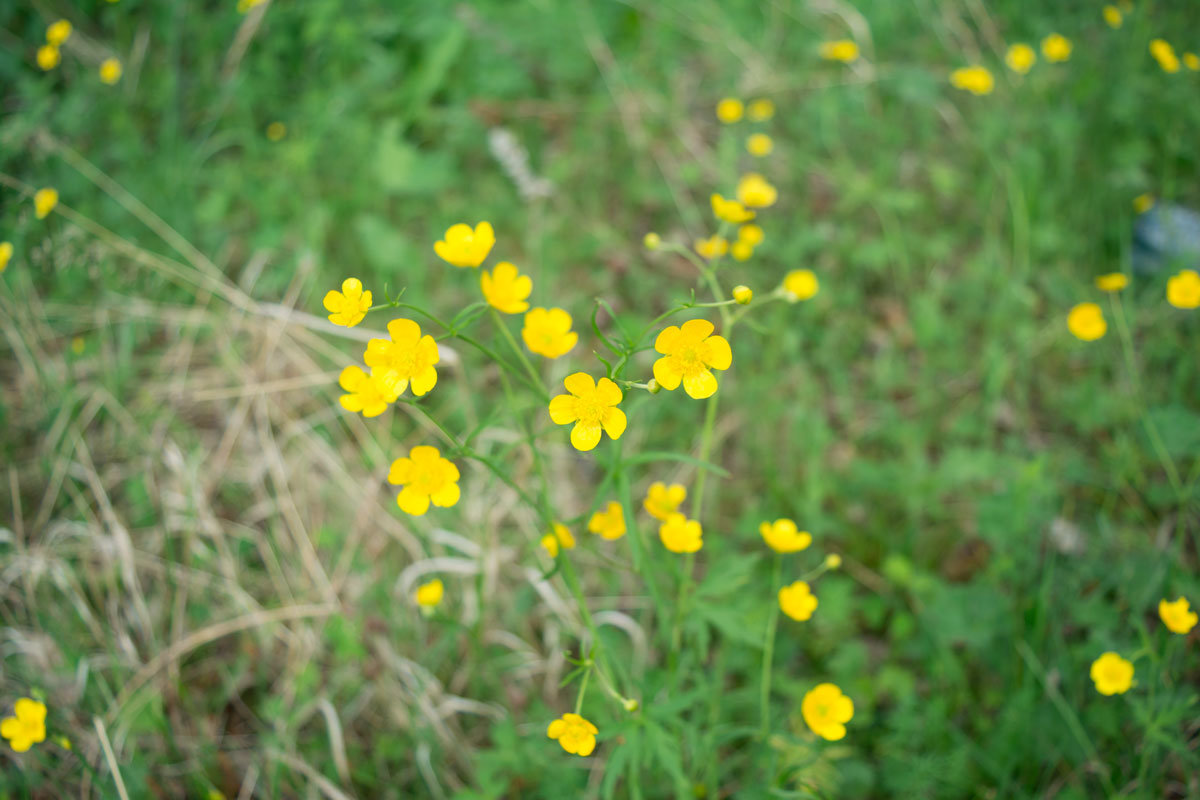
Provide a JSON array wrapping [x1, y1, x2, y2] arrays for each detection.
[[364, 319, 440, 396], [323, 278, 372, 327], [1090, 652, 1133, 695], [434, 221, 495, 267], [736, 173, 778, 208], [1133, 193, 1155, 214], [99, 58, 122, 85], [695, 235, 729, 260], [643, 232, 661, 250], [950, 66, 995, 95], [1150, 39, 1180, 73], [0, 242, 11, 273], [643, 482, 686, 521], [1005, 44, 1036, 74], [481, 261, 532, 314], [731, 241, 754, 261], [37, 45, 61, 71], [747, 98, 775, 121], [659, 512, 702, 553], [653, 318, 732, 399], [711, 194, 755, 224], [522, 307, 578, 358], [588, 501, 627, 540], [747, 133, 773, 157], [760, 518, 812, 553], [1159, 597, 1198, 634], [738, 224, 764, 246], [1094, 273, 1128, 292], [732, 285, 753, 304], [338, 366, 401, 417], [1185, 53, 1200, 71], [547, 713, 598, 756], [388, 446, 460, 515], [801, 683, 853, 741], [266, 121, 287, 141], [541, 523, 576, 557], [782, 269, 819, 301], [47, 20, 72, 46], [548, 373, 626, 451], [415, 579, 444, 609], [1103, 5, 1123, 28], [1167, 270, 1200, 308], [716, 98, 744, 124], [1, 698, 46, 753], [1041, 34, 1072, 63], [819, 40, 859, 63], [779, 581, 818, 621], [34, 188, 58, 219], [1067, 302, 1106, 341]]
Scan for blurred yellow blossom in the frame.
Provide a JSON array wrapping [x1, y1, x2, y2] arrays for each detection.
[[747, 98, 775, 121], [547, 713, 597, 756], [779, 581, 818, 621], [1090, 652, 1133, 695], [819, 40, 859, 63], [1133, 193, 1154, 214], [1150, 39, 1180, 73], [34, 188, 58, 219], [338, 366, 401, 417], [47, 20, 72, 46], [541, 523, 576, 557], [0, 242, 11, 273], [1103, 5, 1123, 28], [364, 319, 440, 396], [802, 683, 853, 740], [653, 318, 732, 399], [1067, 303, 1106, 341], [389, 446, 460, 515], [694, 235, 729, 260], [950, 66, 995, 95], [716, 98, 743, 123], [1005, 44, 1036, 74], [266, 121, 287, 141], [1, 698, 46, 753], [760, 519, 812, 553], [731, 241, 753, 261], [1185, 53, 1200, 71], [71, 337, 85, 355], [1041, 34, 1072, 63], [1094, 273, 1128, 292], [37, 45, 60, 71], [522, 307, 578, 358], [588, 501, 627, 540], [747, 133, 773, 156], [782, 269, 819, 301], [738, 223, 763, 246], [434, 221, 495, 267], [1166, 269, 1200, 309], [736, 173, 778, 208], [711, 193, 755, 224], [99, 58, 122, 84], [643, 232, 661, 250], [732, 285, 753, 304], [825, 553, 842, 569], [643, 482, 686, 521], [1159, 597, 1198, 634], [659, 512, 703, 553], [481, 261, 532, 314], [415, 579, 444, 609], [548, 373, 626, 451], [323, 278, 372, 327]]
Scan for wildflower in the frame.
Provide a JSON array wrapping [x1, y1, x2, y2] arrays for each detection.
[[547, 713, 598, 756], [736, 173, 778, 208], [71, 337, 85, 355], [731, 241, 754, 261], [695, 235, 729, 260], [659, 512, 702, 553], [747, 133, 773, 157], [323, 278, 372, 327], [337, 366, 401, 417], [522, 307, 578, 358], [747, 98, 775, 121], [1166, 269, 1200, 309], [825, 553, 842, 569], [47, 20, 72, 46], [1185, 53, 1200, 71], [37, 45, 60, 71], [1103, 5, 1123, 28], [782, 269, 819, 301], [733, 285, 753, 305], [760, 518, 812, 553], [34, 188, 58, 219], [266, 121, 287, 141], [99, 58, 122, 85], [0, 242, 11, 272], [481, 261, 532, 314], [434, 221, 495, 268], [950, 66, 995, 95], [801, 683, 853, 741], [646, 379, 661, 394], [1041, 34, 1072, 63], [1, 698, 46, 753], [652, 318, 732, 400], [738, 224, 764, 246], [589, 501, 627, 540], [364, 319, 441, 396], [711, 194, 755, 224], [819, 40, 859, 63], [1067, 302, 1106, 341], [541, 523, 576, 557], [779, 581, 818, 621], [643, 482, 686, 521], [716, 98, 744, 123], [1133, 193, 1155, 214], [1089, 652, 1134, 695], [415, 579, 444, 609], [1149, 39, 1179, 73], [388, 446, 460, 515], [643, 232, 661, 250], [1005, 44, 1036, 75], [1159, 597, 1198, 634], [1094, 273, 1128, 292], [548, 373, 626, 451]]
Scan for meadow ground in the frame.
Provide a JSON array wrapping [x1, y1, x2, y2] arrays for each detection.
[[2, 1, 1200, 798]]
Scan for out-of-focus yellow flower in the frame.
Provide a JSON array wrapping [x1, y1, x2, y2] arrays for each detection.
[[71, 337, 85, 355], [732, 285, 753, 305], [337, 366, 401, 417], [1005, 44, 1036, 74], [643, 482, 686, 521], [541, 523, 576, 557], [819, 40, 859, 63], [588, 501, 627, 540], [747, 98, 775, 121], [47, 20, 72, 46], [99, 58, 122, 84], [695, 235, 729, 260], [266, 121, 287, 141], [0, 242, 11, 273], [643, 232, 661, 250], [1185, 53, 1200, 71], [711, 194, 755, 224], [1, 698, 46, 753], [801, 683, 853, 740], [34, 188, 59, 219], [736, 173, 778, 208], [653, 318, 731, 400], [1159, 597, 1198, 634], [1067, 302, 1106, 341], [779, 581, 818, 621], [1133, 193, 1155, 214], [782, 269, 819, 301], [37, 45, 60, 71], [738, 224, 763, 246], [1094, 273, 1128, 292], [415, 579, 444, 608], [659, 512, 702, 553], [1041, 34, 1072, 62], [389, 446, 460, 515], [950, 66, 995, 95], [480, 261, 532, 314], [1149, 39, 1180, 73], [731, 241, 754, 261], [547, 713, 597, 756], [825, 553, 842, 569], [434, 221, 495, 268], [747, 133, 773, 156], [716, 98, 744, 123], [1089, 652, 1133, 695], [364, 319, 441, 396], [522, 307, 578, 358], [760, 518, 812, 553], [323, 278, 372, 327], [548, 373, 626, 451], [1103, 5, 1123, 28], [1167, 269, 1200, 309], [238, 0, 268, 12]]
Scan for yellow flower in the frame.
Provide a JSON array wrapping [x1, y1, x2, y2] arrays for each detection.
[[434, 221, 495, 268], [323, 278, 372, 327], [716, 98, 744, 123], [547, 713, 598, 756], [541, 523, 576, 557], [548, 373, 626, 451], [1103, 5, 1123, 28], [1167, 269, 1200, 309], [34, 188, 58, 219], [522, 307, 578, 358], [1089, 652, 1133, 695], [782, 269, 819, 302], [1067, 302, 1106, 341], [1005, 44, 1036, 75], [643, 232, 661, 250], [47, 20, 72, 46], [695, 235, 729, 260], [266, 121, 287, 141], [71, 337, 85, 355], [389, 446, 460, 515], [801, 683, 853, 741], [99, 58, 122, 85], [760, 518, 812, 553], [1159, 597, 1198, 634], [337, 366, 401, 417], [1185, 53, 1200, 71], [1094, 273, 1128, 292], [652, 318, 732, 400], [711, 193, 755, 224], [731, 241, 754, 262], [1133, 193, 1155, 214], [819, 40, 859, 63], [747, 133, 773, 157], [738, 224, 764, 246], [415, 579, 444, 608], [779, 581, 818, 621], [732, 285, 753, 305], [1, 698, 47, 753], [37, 45, 61, 71], [950, 66, 995, 95], [0, 242, 11, 273], [1041, 34, 1072, 63], [481, 261, 532, 314], [364, 319, 441, 396], [588, 501, 627, 540], [643, 482, 686, 521], [747, 98, 775, 121], [736, 173, 778, 208], [659, 512, 702, 553], [1150, 39, 1180, 73]]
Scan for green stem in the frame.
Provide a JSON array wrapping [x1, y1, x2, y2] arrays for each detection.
[[574, 664, 591, 714], [490, 307, 547, 400], [759, 554, 782, 738]]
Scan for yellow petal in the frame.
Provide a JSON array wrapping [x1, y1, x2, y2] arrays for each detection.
[[703, 335, 732, 370], [430, 482, 460, 508], [397, 487, 431, 515], [682, 369, 718, 399], [570, 421, 603, 451], [601, 407, 627, 440], [548, 394, 578, 424], [652, 357, 683, 391], [563, 372, 595, 397]]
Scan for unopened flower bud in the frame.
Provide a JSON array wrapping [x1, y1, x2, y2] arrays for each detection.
[[643, 232, 661, 251], [622, 697, 639, 712], [646, 379, 661, 394], [732, 285, 753, 305], [825, 553, 842, 570]]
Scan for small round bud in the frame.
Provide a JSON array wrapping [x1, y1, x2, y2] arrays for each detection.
[[643, 232, 661, 251], [622, 697, 640, 712], [825, 553, 842, 570], [732, 285, 753, 305], [647, 379, 661, 394]]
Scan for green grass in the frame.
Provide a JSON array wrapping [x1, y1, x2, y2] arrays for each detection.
[[2, 1, 1200, 798]]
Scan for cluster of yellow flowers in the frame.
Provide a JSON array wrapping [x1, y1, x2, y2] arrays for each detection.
[[1067, 266, 1199, 342], [1089, 597, 1196, 696], [33, 17, 123, 84]]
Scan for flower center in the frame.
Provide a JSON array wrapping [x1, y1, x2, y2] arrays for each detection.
[[575, 396, 604, 425]]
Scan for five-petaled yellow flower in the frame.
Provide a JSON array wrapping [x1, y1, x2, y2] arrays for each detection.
[[588, 501, 627, 540], [738, 224, 764, 246], [99, 58, 122, 85], [388, 446, 460, 515], [522, 307, 578, 358], [34, 188, 58, 219], [415, 579, 444, 609], [653, 318, 732, 400], [0, 242, 11, 273], [644, 482, 686, 521], [659, 512, 703, 553], [266, 121, 287, 141], [47, 20, 72, 46], [1041, 34, 1072, 63], [365, 319, 441, 396], [1167, 270, 1200, 309], [323, 278, 372, 327], [434, 221, 495, 267], [716, 98, 743, 124], [1185, 53, 1200, 72], [548, 373, 627, 451], [37, 45, 61, 71], [1, 698, 46, 753], [1005, 44, 1036, 75], [1103, 5, 1123, 28], [541, 523, 577, 557], [736, 173, 778, 208], [801, 683, 853, 741], [731, 241, 753, 262], [1067, 302, 1106, 341], [783, 269, 819, 302], [950, 66, 995, 96], [711, 193, 755, 224], [547, 713, 598, 756], [1094, 273, 1128, 292], [1159, 597, 1198, 634], [337, 366, 401, 417], [1150, 39, 1180, 73], [747, 98, 775, 121], [481, 261, 532, 314], [747, 133, 773, 157], [779, 580, 818, 621], [1133, 193, 1154, 214], [1089, 652, 1133, 695], [819, 40, 859, 63], [695, 235, 729, 260], [760, 518, 812, 553]]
